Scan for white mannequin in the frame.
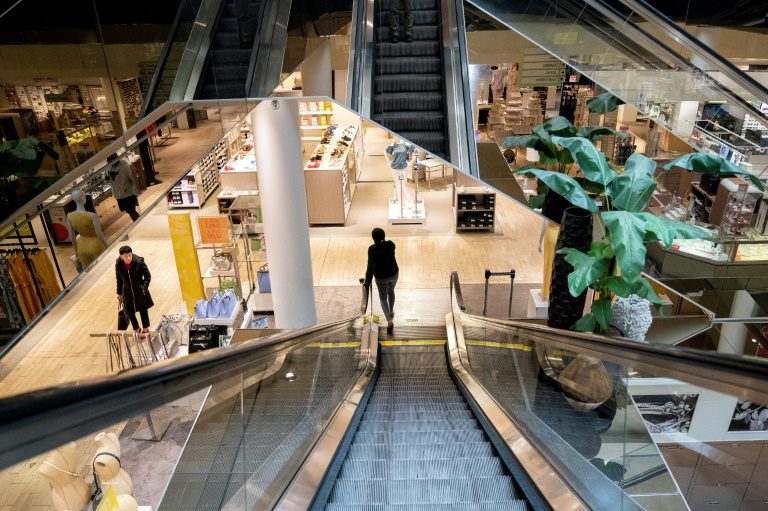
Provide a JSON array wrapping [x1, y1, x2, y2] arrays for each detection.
[[37, 442, 90, 511], [66, 190, 107, 268], [116, 494, 139, 511], [385, 138, 413, 207], [93, 432, 133, 497]]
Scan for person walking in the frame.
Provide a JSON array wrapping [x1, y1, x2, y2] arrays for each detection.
[[364, 228, 399, 334], [115, 246, 154, 333], [106, 153, 140, 221], [390, 0, 413, 43]]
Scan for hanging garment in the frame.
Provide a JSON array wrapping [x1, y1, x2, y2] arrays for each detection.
[[491, 67, 506, 98], [506, 67, 519, 92], [67, 211, 105, 267], [7, 252, 41, 322], [30, 250, 61, 305], [0, 254, 25, 328]]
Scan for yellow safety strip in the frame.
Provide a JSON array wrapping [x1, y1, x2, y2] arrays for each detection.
[[306, 342, 360, 348], [380, 339, 447, 346], [465, 340, 532, 352]]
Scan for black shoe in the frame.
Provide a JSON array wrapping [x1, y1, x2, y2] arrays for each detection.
[[391, 36, 399, 43], [404, 34, 412, 43], [386, 321, 394, 335]]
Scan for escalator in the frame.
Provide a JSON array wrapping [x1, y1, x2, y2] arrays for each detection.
[[371, 0, 450, 158], [1, 274, 767, 510]]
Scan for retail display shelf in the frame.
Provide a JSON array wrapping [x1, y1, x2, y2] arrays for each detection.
[[302, 136, 322, 141], [301, 125, 331, 130], [457, 208, 494, 212], [168, 203, 200, 209], [203, 267, 236, 278], [195, 242, 235, 250], [457, 225, 495, 231], [232, 224, 264, 236], [171, 186, 199, 193], [304, 126, 358, 171], [220, 166, 257, 174], [193, 300, 242, 326], [300, 110, 333, 115]]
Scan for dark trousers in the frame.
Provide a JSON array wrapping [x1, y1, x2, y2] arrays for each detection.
[[128, 309, 150, 330], [390, 0, 413, 38], [375, 273, 398, 321], [117, 195, 140, 222]]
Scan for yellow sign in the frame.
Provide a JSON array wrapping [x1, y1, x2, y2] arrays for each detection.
[[96, 486, 118, 511], [169, 213, 205, 314], [197, 216, 230, 245]]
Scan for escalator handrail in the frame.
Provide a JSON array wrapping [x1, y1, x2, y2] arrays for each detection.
[[0, 310, 367, 471], [448, 272, 768, 404], [620, 0, 768, 106], [139, 0, 190, 118]]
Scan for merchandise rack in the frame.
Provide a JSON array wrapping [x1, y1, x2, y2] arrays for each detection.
[[455, 187, 496, 232]]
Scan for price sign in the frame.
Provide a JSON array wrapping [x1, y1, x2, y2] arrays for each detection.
[[197, 216, 230, 245]]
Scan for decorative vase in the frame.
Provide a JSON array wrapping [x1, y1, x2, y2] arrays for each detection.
[[547, 207, 593, 330], [611, 294, 653, 340], [558, 354, 614, 412]]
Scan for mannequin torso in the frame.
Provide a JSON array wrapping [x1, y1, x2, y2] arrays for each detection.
[[37, 442, 90, 511], [93, 432, 133, 497], [66, 190, 106, 268]]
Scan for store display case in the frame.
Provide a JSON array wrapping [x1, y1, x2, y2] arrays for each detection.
[[455, 187, 496, 232]]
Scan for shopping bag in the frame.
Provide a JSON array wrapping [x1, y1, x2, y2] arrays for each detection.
[[207, 292, 223, 318], [221, 289, 237, 318], [194, 298, 208, 319], [257, 264, 271, 293], [118, 303, 130, 330]]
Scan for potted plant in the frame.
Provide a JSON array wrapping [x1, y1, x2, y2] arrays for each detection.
[[516, 138, 765, 334]]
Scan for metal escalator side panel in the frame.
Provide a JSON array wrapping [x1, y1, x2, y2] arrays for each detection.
[[247, 0, 293, 98], [445, 311, 591, 511]]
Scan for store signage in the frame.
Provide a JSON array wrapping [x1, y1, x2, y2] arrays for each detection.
[[168, 213, 205, 314], [32, 77, 57, 83], [44, 93, 70, 102], [197, 216, 230, 245], [521, 48, 566, 87]]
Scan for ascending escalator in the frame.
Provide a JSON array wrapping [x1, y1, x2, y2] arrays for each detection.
[[324, 343, 529, 510], [371, 0, 450, 158]]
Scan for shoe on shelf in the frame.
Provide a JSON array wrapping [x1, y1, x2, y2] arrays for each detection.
[[386, 321, 394, 335]]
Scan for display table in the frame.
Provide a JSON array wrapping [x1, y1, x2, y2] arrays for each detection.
[[420, 158, 447, 190], [219, 153, 258, 191], [304, 125, 358, 224]]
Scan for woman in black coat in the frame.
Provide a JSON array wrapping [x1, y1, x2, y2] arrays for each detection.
[[115, 245, 154, 332]]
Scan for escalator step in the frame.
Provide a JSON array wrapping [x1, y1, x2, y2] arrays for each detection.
[[346, 441, 494, 461], [375, 56, 441, 74], [326, 503, 528, 511], [211, 48, 251, 64], [376, 0, 438, 10], [376, 9, 439, 26], [353, 429, 486, 445], [329, 476, 519, 504], [362, 410, 474, 422], [376, 41, 440, 58], [357, 419, 481, 433], [371, 112, 445, 132], [214, 32, 240, 48], [218, 16, 238, 32], [338, 458, 505, 480], [373, 92, 444, 113], [364, 402, 470, 413], [377, 26, 439, 42], [374, 75, 443, 93]]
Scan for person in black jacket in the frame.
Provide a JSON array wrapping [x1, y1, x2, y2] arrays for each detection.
[[115, 245, 154, 333], [364, 228, 399, 334]]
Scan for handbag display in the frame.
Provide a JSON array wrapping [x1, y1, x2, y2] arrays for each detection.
[[194, 290, 237, 320], [207, 292, 224, 318], [209, 250, 233, 272], [257, 264, 271, 293], [220, 289, 237, 318], [194, 298, 208, 319]]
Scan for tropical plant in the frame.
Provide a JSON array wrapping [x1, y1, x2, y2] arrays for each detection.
[[585, 92, 625, 114], [0, 137, 58, 178], [514, 138, 767, 334], [501, 116, 625, 209]]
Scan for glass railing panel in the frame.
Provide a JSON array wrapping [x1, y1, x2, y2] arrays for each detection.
[[161, 321, 366, 510], [457, 314, 768, 511]]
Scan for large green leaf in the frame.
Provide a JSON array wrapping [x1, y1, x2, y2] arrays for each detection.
[[541, 116, 578, 137], [558, 248, 611, 297], [591, 298, 613, 332], [528, 193, 546, 209], [601, 211, 647, 283], [514, 167, 598, 212], [637, 213, 709, 246], [588, 241, 614, 259], [586, 92, 625, 113], [502, 135, 541, 149], [574, 314, 597, 333], [0, 137, 57, 178], [576, 126, 628, 141], [603, 276, 632, 297], [631, 278, 664, 310], [664, 152, 765, 191], [607, 153, 658, 212], [551, 136, 615, 186]]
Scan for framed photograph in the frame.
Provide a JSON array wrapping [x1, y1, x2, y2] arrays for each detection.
[[633, 393, 699, 434], [729, 400, 768, 431]]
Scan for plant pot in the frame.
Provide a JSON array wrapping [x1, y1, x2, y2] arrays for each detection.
[[547, 207, 593, 330], [611, 294, 653, 340]]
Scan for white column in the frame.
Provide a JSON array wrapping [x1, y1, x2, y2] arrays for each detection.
[[300, 40, 333, 98], [717, 290, 758, 354], [252, 99, 317, 329]]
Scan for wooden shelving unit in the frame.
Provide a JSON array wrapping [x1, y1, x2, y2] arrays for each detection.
[[455, 187, 496, 232]]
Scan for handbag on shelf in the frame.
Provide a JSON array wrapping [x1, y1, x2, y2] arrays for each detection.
[[194, 298, 208, 319], [209, 250, 233, 272], [207, 292, 224, 318], [220, 289, 237, 318], [257, 264, 271, 293]]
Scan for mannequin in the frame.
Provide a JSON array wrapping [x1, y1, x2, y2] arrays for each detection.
[[66, 190, 107, 269], [37, 442, 90, 511], [506, 63, 519, 94], [385, 138, 414, 208], [93, 432, 133, 497], [116, 494, 139, 511]]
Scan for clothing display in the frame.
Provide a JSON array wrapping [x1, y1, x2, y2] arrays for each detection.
[[67, 211, 105, 267], [491, 67, 506, 98], [386, 142, 415, 171], [0, 249, 61, 325]]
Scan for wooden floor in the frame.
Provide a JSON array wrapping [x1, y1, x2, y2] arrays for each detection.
[[0, 117, 543, 509]]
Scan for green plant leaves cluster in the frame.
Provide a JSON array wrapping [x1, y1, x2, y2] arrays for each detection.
[[586, 92, 625, 114], [0, 137, 58, 178], [663, 152, 765, 191]]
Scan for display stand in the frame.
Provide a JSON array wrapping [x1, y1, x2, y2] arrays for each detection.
[[455, 186, 496, 232], [527, 289, 549, 319]]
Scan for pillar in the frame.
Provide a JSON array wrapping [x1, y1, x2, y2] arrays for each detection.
[[251, 99, 317, 328], [300, 40, 333, 98], [717, 290, 758, 354]]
